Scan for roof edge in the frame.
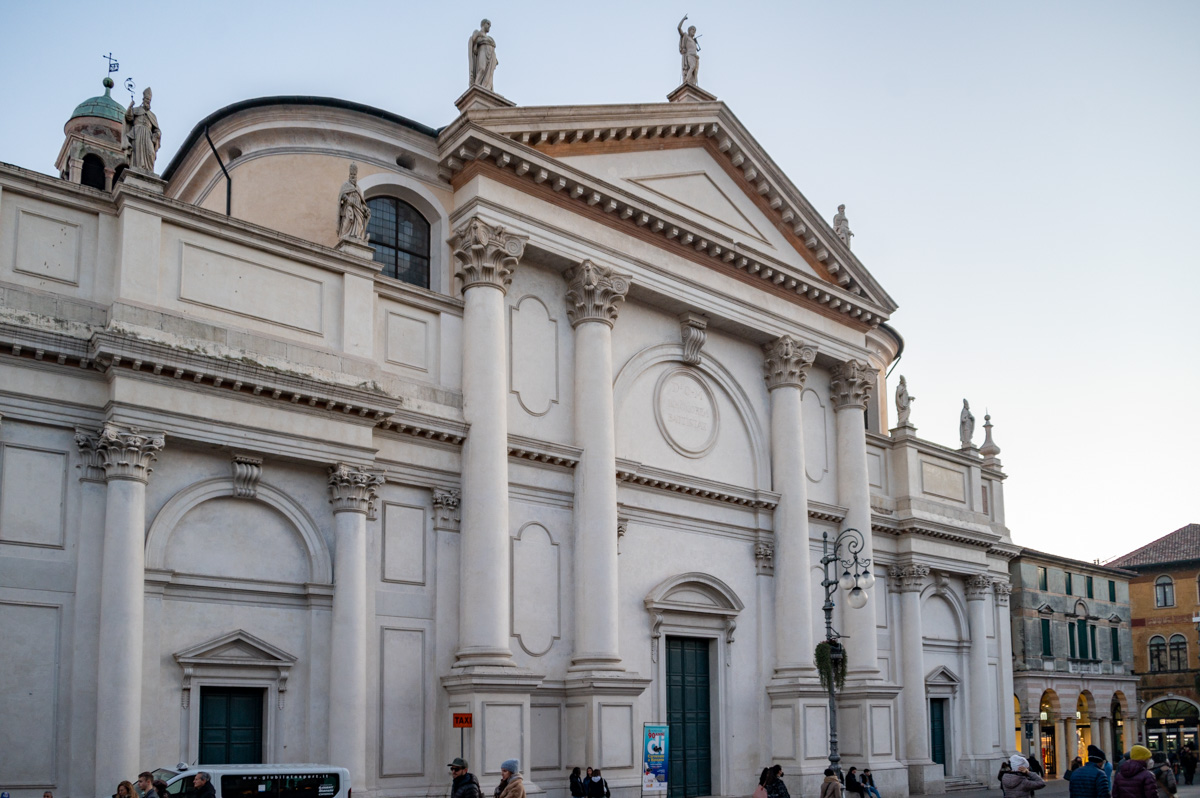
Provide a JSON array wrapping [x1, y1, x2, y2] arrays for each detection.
[[162, 96, 441, 181]]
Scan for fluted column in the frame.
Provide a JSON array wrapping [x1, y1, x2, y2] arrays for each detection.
[[763, 335, 817, 676], [994, 580, 1016, 754], [327, 463, 383, 777], [565, 260, 630, 671], [89, 423, 164, 795], [451, 217, 527, 667], [891, 563, 932, 762], [830, 359, 878, 674], [966, 574, 996, 756]]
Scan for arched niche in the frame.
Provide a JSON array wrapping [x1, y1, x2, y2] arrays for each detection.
[[921, 582, 968, 643], [146, 477, 331, 584], [613, 343, 769, 489]]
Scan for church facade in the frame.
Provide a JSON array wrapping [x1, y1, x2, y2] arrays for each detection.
[[1, 59, 1016, 798]]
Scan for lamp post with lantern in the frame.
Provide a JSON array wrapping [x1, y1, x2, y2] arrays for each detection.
[[819, 527, 874, 777]]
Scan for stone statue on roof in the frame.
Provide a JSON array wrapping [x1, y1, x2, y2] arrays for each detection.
[[896, 375, 915, 426], [124, 87, 161, 175], [338, 163, 370, 243], [678, 16, 700, 86], [469, 19, 499, 91], [960, 398, 976, 448], [833, 204, 853, 249]]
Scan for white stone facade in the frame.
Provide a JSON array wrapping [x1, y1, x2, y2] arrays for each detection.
[[0, 91, 1017, 798]]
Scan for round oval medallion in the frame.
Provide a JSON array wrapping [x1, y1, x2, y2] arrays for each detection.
[[654, 368, 719, 458]]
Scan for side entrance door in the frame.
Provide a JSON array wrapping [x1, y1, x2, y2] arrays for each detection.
[[667, 637, 712, 798], [199, 686, 264, 764], [929, 698, 947, 769]]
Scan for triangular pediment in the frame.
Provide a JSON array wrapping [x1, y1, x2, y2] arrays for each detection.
[[628, 171, 770, 244], [926, 665, 961, 684], [174, 628, 297, 667]]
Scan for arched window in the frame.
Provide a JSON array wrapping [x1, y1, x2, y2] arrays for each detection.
[[1156, 575, 1175, 607], [81, 154, 106, 190], [366, 197, 430, 288], [1169, 634, 1188, 671], [1149, 635, 1167, 672]]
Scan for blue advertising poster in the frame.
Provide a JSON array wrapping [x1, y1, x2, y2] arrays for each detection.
[[642, 724, 669, 792]]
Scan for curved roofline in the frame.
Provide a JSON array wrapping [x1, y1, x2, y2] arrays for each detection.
[[162, 96, 442, 181], [878, 321, 904, 362]]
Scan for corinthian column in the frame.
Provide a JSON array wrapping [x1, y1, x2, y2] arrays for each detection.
[[763, 335, 817, 676], [327, 463, 383, 778], [565, 260, 631, 671], [451, 217, 526, 667], [966, 573, 996, 757], [994, 579, 1016, 754], [89, 423, 164, 795], [890, 563, 931, 763], [830, 359, 878, 674]]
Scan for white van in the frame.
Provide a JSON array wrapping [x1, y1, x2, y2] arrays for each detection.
[[154, 764, 352, 798]]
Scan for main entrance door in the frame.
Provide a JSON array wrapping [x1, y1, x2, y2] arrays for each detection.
[[199, 686, 264, 764], [930, 699, 947, 769], [667, 638, 712, 798]]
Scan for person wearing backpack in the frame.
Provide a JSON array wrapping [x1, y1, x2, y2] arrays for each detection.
[[586, 768, 610, 798], [1000, 755, 1046, 798], [1151, 752, 1178, 798]]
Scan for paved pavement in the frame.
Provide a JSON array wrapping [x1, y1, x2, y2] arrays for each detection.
[[915, 772, 1200, 798]]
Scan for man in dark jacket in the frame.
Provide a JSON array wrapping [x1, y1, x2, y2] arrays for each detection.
[[450, 758, 482, 798], [1114, 747, 1160, 798], [192, 774, 216, 798], [1068, 745, 1110, 798]]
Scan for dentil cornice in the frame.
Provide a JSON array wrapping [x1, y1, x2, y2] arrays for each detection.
[[328, 463, 384, 515], [450, 216, 527, 294], [563, 260, 631, 327], [829, 359, 874, 410], [762, 335, 816, 391]]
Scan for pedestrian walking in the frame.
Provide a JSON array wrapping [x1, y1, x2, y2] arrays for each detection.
[[450, 757, 481, 798], [1001, 755, 1046, 798], [1113, 747, 1160, 798], [1068, 745, 1111, 798], [496, 760, 525, 798], [1150, 752, 1178, 798], [761, 765, 789, 798], [1181, 745, 1196, 786], [821, 768, 843, 798]]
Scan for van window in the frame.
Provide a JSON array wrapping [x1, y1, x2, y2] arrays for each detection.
[[221, 774, 341, 798], [167, 780, 196, 798]]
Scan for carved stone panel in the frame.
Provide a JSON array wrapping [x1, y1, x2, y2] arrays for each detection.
[[511, 523, 560, 656], [510, 296, 559, 416], [654, 368, 719, 458]]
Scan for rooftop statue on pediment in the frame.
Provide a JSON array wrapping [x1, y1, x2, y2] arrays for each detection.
[[960, 399, 976, 448], [896, 375, 915, 426], [678, 16, 701, 86], [124, 87, 161, 175], [469, 19, 499, 92], [833, 204, 853, 249]]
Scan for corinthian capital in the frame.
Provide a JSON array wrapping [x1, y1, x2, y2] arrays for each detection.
[[966, 573, 994, 600], [888, 563, 929, 593], [328, 463, 384, 514], [450, 216, 528, 294], [563, 260, 631, 327], [829, 359, 874, 410], [993, 579, 1012, 606], [90, 423, 165, 483], [762, 335, 816, 391]]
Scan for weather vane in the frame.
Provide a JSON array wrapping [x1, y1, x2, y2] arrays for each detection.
[[103, 52, 120, 73]]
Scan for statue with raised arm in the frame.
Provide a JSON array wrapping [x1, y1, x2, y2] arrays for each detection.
[[678, 15, 700, 86], [469, 19, 499, 91], [959, 398, 976, 448], [337, 163, 370, 243], [896, 375, 915, 426], [124, 87, 161, 174], [833, 204, 854, 249]]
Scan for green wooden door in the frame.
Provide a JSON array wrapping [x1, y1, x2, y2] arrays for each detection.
[[200, 687, 264, 764], [667, 638, 711, 798], [930, 699, 946, 767]]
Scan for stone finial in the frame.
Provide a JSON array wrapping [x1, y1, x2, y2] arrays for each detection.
[[833, 204, 853, 250], [468, 19, 499, 92], [231, 454, 263, 499], [959, 399, 976, 449], [980, 412, 1001, 461], [993, 579, 1013, 607], [93, 423, 166, 483], [123, 87, 161, 175], [679, 313, 708, 365], [450, 217, 527, 294], [677, 16, 701, 87], [328, 463, 384, 515], [829, 359, 874, 409], [895, 374, 915, 427], [337, 163, 370, 244], [888, 563, 930, 593], [563, 260, 631, 327], [966, 573, 993, 600], [762, 335, 816, 391]]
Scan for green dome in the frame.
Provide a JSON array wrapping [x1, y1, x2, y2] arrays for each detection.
[[70, 78, 124, 123]]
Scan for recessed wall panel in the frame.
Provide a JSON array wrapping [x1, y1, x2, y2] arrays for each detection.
[[380, 627, 425, 777], [0, 445, 67, 548]]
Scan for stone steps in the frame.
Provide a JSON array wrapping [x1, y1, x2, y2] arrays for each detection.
[[944, 777, 987, 792]]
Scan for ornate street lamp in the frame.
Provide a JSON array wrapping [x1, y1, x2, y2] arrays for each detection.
[[820, 528, 874, 778]]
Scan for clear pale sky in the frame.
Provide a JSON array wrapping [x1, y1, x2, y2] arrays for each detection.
[[2, 1, 1196, 563]]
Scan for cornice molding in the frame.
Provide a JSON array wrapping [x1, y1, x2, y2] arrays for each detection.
[[616, 458, 778, 509]]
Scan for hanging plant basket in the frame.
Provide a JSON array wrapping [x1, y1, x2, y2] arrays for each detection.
[[815, 641, 848, 692]]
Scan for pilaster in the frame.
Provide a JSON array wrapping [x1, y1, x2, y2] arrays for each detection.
[[965, 574, 996, 763], [889, 562, 941, 793]]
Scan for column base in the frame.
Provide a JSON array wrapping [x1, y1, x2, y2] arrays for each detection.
[[771, 665, 819, 681], [442, 667, 545, 788], [568, 653, 626, 672], [565, 671, 650, 772], [453, 646, 518, 668], [906, 762, 946, 795]]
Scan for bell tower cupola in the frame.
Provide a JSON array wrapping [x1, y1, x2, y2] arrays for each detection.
[[56, 77, 127, 191]]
